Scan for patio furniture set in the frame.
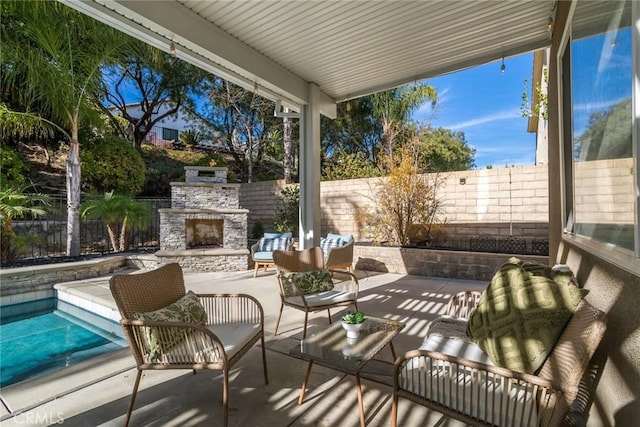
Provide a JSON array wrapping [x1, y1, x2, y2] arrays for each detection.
[[109, 241, 607, 427]]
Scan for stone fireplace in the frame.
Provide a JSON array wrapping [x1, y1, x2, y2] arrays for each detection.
[[185, 219, 224, 248], [155, 167, 249, 271]]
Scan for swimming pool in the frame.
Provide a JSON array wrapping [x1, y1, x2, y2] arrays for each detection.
[[1, 298, 126, 387]]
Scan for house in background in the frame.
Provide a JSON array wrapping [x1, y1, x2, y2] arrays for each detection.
[[106, 101, 218, 150]]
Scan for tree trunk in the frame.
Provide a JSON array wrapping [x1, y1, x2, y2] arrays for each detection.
[[246, 139, 254, 183], [118, 215, 128, 252], [66, 118, 81, 256], [106, 223, 119, 252], [283, 113, 293, 184]]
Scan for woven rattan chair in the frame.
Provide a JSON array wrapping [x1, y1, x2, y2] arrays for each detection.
[[391, 298, 607, 427], [250, 233, 293, 277], [444, 290, 482, 319], [272, 247, 359, 338], [324, 238, 355, 273], [109, 263, 268, 427]]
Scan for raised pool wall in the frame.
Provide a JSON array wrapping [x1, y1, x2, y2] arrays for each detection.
[[0, 256, 128, 307]]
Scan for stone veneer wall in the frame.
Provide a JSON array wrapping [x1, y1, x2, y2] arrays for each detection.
[[171, 182, 242, 209], [150, 254, 249, 272], [156, 167, 249, 271], [158, 210, 248, 251], [0, 256, 128, 306]]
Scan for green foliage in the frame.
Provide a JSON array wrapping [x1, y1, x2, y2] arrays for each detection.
[[2, 0, 130, 256], [521, 68, 548, 120], [251, 221, 265, 239], [363, 142, 445, 246], [341, 311, 366, 324], [273, 185, 299, 234], [140, 146, 190, 196], [417, 127, 476, 172], [322, 150, 380, 181], [194, 152, 226, 168], [179, 129, 202, 148], [0, 186, 50, 262], [0, 145, 29, 187], [321, 98, 383, 164], [574, 98, 632, 161], [100, 40, 209, 148], [81, 191, 152, 252], [81, 135, 146, 195]]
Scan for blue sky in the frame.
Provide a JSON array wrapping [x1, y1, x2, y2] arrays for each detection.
[[414, 53, 538, 169]]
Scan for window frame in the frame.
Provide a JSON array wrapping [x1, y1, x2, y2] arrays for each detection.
[[558, 0, 639, 275]]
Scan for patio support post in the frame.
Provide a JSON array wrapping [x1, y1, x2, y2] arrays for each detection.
[[298, 83, 322, 249]]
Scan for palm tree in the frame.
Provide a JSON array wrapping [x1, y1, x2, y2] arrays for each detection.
[[371, 84, 437, 160], [81, 192, 152, 252], [1, 0, 129, 256], [0, 186, 50, 262]]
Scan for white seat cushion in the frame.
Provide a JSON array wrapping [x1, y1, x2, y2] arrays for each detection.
[[401, 317, 537, 426], [158, 323, 261, 364], [285, 290, 355, 308], [253, 251, 274, 261]]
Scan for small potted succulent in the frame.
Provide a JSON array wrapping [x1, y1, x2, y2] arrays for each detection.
[[341, 311, 366, 339]]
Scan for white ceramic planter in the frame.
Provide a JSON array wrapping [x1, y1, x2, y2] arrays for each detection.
[[341, 321, 364, 339]]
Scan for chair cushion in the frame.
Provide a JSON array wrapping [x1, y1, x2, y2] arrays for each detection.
[[159, 322, 262, 364], [320, 237, 345, 258], [420, 316, 493, 366], [259, 237, 290, 252], [327, 233, 353, 243], [253, 251, 275, 261], [133, 291, 207, 358], [285, 290, 355, 308], [263, 232, 293, 239], [280, 269, 334, 294], [263, 232, 281, 238], [467, 259, 587, 374], [400, 357, 537, 426]]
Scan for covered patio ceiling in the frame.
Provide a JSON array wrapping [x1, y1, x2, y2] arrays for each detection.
[[64, 0, 555, 111]]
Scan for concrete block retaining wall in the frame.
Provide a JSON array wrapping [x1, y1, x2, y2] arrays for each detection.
[[241, 165, 552, 241], [354, 245, 549, 282]]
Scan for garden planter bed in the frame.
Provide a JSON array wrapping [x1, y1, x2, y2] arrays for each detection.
[[353, 244, 548, 282]]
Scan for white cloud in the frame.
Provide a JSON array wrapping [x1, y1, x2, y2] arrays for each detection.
[[573, 95, 629, 112], [445, 108, 521, 130]]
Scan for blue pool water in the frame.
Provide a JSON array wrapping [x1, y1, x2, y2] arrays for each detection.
[[1, 298, 126, 387]]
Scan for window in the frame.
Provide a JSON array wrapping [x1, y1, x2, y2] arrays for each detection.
[[162, 127, 179, 141], [563, 0, 636, 257]]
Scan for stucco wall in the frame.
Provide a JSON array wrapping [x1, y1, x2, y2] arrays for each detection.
[[548, 2, 640, 425]]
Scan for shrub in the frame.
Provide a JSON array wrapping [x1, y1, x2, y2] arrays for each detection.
[[362, 142, 445, 246], [82, 135, 146, 195], [322, 151, 379, 181], [1, 145, 28, 187], [251, 221, 264, 239], [273, 184, 299, 235]]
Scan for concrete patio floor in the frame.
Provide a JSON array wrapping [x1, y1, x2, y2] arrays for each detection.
[[1, 268, 486, 427]]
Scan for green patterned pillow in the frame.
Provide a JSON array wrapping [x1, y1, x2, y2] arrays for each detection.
[[467, 262, 586, 374], [280, 269, 334, 295], [133, 291, 207, 359]]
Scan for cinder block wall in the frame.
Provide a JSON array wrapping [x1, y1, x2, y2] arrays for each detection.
[[240, 165, 551, 240]]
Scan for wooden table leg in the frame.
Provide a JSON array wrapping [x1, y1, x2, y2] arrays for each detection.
[[355, 373, 366, 427], [298, 360, 314, 405]]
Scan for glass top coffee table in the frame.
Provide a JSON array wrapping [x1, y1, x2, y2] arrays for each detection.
[[289, 316, 405, 427]]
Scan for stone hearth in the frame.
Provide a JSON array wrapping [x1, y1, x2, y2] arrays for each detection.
[[155, 167, 249, 271]]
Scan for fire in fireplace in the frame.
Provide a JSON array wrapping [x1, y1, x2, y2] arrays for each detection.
[[185, 219, 224, 248]]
